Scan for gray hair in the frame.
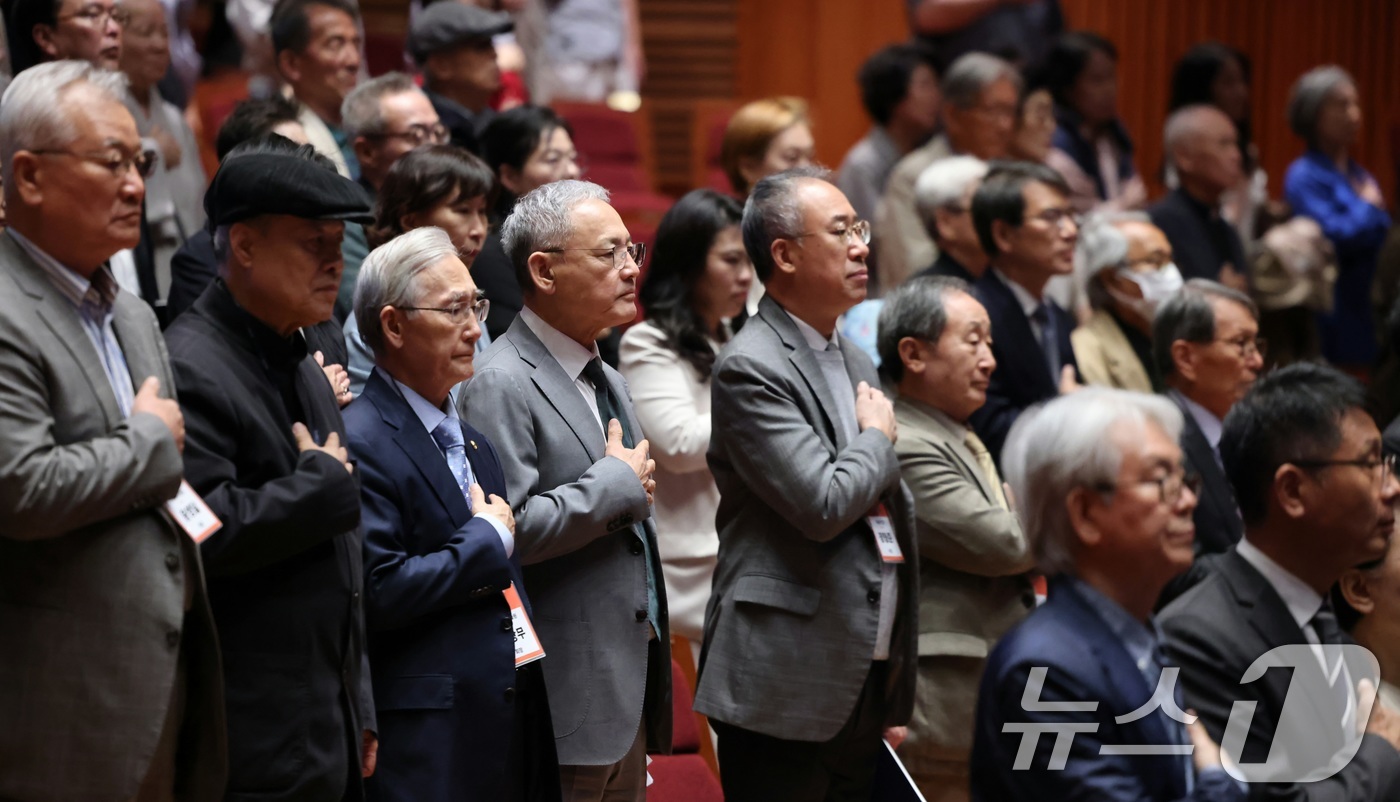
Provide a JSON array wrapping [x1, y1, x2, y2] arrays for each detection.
[[500, 179, 611, 294], [1002, 387, 1184, 577], [1287, 65, 1354, 146], [1075, 212, 1148, 310], [876, 275, 972, 383], [941, 52, 1022, 110], [741, 165, 833, 283], [353, 226, 460, 356], [913, 155, 988, 236], [1162, 104, 1230, 168], [340, 72, 422, 138], [1150, 278, 1258, 379], [0, 61, 128, 188]]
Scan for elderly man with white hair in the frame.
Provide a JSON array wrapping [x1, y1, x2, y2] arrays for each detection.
[[911, 155, 988, 284], [458, 179, 669, 801], [1071, 213, 1181, 393], [1148, 105, 1246, 288], [342, 226, 560, 801], [970, 387, 1244, 802]]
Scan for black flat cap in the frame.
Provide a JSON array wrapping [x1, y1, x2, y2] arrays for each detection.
[[408, 3, 513, 64], [204, 152, 375, 228]]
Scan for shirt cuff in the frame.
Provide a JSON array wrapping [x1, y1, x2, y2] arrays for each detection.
[[475, 512, 514, 558]]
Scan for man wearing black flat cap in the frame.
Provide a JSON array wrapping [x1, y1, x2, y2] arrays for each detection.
[[408, 2, 513, 154], [164, 143, 380, 801]]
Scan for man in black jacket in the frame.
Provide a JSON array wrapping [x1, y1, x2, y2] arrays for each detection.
[[165, 145, 378, 800]]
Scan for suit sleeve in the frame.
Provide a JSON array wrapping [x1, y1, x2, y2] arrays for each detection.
[[709, 351, 900, 542], [173, 358, 362, 576], [356, 443, 514, 632], [460, 365, 650, 565], [0, 321, 182, 540], [617, 325, 711, 475]]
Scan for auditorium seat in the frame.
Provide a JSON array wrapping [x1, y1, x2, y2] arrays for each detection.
[[646, 641, 722, 801]]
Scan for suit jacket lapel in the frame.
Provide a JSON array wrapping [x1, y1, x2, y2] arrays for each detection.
[[509, 318, 607, 462], [759, 297, 849, 451], [900, 398, 998, 504], [1176, 400, 1240, 539], [983, 271, 1056, 394], [365, 371, 472, 528]]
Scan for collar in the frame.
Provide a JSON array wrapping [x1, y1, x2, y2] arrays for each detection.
[[865, 126, 900, 161], [209, 279, 309, 372], [1235, 538, 1325, 632], [519, 305, 600, 382], [8, 228, 119, 312], [993, 267, 1042, 315], [1172, 186, 1223, 221], [376, 366, 455, 435], [1067, 575, 1163, 676], [1303, 148, 1365, 181], [1170, 389, 1223, 451], [784, 309, 839, 351], [897, 396, 968, 439]]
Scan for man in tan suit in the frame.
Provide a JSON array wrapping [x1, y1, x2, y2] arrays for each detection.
[[876, 274, 1035, 800]]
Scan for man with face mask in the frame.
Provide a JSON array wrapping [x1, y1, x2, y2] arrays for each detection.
[[1072, 214, 1182, 393]]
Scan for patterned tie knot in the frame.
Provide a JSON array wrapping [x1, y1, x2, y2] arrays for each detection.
[[431, 417, 466, 452]]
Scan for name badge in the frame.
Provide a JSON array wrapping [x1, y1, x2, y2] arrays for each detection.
[[867, 502, 903, 564], [504, 582, 545, 667], [164, 480, 222, 543]]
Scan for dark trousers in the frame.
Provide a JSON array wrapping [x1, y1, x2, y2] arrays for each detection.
[[711, 661, 888, 802]]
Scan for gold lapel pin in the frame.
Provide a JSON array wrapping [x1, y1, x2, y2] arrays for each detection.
[[469, 440, 478, 449]]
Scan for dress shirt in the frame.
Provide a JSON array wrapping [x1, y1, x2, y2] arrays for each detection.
[[1170, 390, 1223, 462], [519, 305, 604, 427], [376, 367, 512, 555], [10, 229, 134, 416], [786, 310, 898, 661]]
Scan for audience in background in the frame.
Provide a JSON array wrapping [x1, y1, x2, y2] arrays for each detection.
[[837, 44, 941, 223], [1043, 31, 1147, 214], [911, 155, 988, 283], [720, 96, 815, 199], [1149, 105, 1247, 288], [6, 0, 123, 75], [272, 0, 361, 178], [1009, 71, 1056, 163], [880, 276, 1033, 801], [618, 189, 751, 657], [517, 0, 643, 106], [408, 2, 512, 155], [1284, 65, 1393, 367], [906, 0, 1064, 72], [1071, 213, 1177, 393], [876, 52, 1020, 291]]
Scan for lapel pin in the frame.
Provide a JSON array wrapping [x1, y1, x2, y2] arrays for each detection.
[[469, 440, 478, 450]]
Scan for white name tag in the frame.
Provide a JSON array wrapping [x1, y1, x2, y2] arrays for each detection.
[[867, 503, 903, 563], [164, 480, 222, 543], [504, 582, 545, 667]]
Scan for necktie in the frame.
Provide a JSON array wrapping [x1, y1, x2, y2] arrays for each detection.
[[1311, 601, 1353, 728], [430, 417, 473, 512], [965, 428, 1010, 511], [1031, 303, 1060, 382]]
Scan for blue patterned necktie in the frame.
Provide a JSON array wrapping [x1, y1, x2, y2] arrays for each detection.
[[430, 417, 473, 512], [1031, 303, 1060, 382]]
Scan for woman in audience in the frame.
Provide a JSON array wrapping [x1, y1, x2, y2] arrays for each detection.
[[617, 189, 753, 659], [1284, 65, 1393, 367], [720, 96, 816, 198], [1169, 42, 1268, 247], [476, 104, 583, 341], [1043, 31, 1147, 214], [1010, 71, 1056, 163], [344, 144, 496, 393]]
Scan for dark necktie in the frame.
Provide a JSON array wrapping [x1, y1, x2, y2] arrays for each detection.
[[1031, 303, 1060, 382], [1311, 601, 1353, 723]]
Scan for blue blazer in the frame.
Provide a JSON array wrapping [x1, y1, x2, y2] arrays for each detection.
[[970, 270, 1079, 462], [344, 369, 559, 802], [971, 578, 1244, 802]]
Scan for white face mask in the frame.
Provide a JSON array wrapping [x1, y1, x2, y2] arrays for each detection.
[[1116, 262, 1184, 310]]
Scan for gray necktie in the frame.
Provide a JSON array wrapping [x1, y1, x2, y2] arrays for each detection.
[[1031, 303, 1060, 381], [430, 417, 473, 512]]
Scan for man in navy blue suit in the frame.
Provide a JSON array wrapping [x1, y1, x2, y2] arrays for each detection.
[[971, 388, 1245, 802], [342, 226, 561, 801], [969, 161, 1081, 463]]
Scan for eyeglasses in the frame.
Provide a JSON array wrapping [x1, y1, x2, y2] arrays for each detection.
[[30, 147, 157, 179], [397, 297, 490, 326], [1095, 469, 1202, 505], [367, 123, 449, 147], [540, 242, 646, 271], [58, 2, 129, 27], [794, 219, 872, 247], [1026, 208, 1081, 230], [1293, 454, 1397, 487], [1213, 334, 1267, 359]]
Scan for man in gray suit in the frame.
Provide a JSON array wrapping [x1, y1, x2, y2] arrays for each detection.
[[696, 166, 919, 801], [459, 179, 670, 801], [876, 275, 1035, 801], [0, 61, 225, 801]]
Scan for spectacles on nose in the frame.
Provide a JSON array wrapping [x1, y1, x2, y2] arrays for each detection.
[[1212, 335, 1267, 360], [793, 219, 872, 247], [397, 297, 490, 326], [367, 123, 449, 147], [1293, 453, 1397, 488], [58, 3, 129, 27], [540, 242, 646, 271], [1095, 469, 1202, 505], [30, 147, 157, 179], [1027, 208, 1081, 230]]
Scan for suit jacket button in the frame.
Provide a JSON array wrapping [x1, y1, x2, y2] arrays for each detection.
[[501, 618, 512, 632], [634, 608, 647, 622], [629, 540, 643, 555], [165, 552, 180, 572], [867, 590, 880, 605], [503, 687, 516, 702], [166, 629, 180, 648]]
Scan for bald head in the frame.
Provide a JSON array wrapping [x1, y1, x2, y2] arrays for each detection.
[[1164, 104, 1242, 201]]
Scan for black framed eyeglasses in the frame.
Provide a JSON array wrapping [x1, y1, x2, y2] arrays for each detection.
[[365, 123, 449, 147], [1293, 454, 1396, 486], [540, 242, 646, 271], [1094, 470, 1202, 505], [397, 297, 490, 326], [1213, 335, 1268, 360]]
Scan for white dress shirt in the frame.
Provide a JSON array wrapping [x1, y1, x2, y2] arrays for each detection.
[[520, 306, 606, 431]]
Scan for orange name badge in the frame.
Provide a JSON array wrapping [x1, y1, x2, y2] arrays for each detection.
[[867, 502, 904, 564], [164, 480, 222, 543], [504, 582, 545, 667]]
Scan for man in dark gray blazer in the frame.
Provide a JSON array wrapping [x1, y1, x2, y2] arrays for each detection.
[[0, 62, 225, 801], [696, 167, 919, 801], [459, 179, 668, 801]]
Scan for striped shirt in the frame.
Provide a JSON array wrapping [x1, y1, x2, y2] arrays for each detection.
[[9, 229, 135, 416]]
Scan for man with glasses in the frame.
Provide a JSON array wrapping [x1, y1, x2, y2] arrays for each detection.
[[696, 167, 918, 801], [971, 388, 1243, 802], [6, 0, 124, 74], [1161, 363, 1400, 800], [968, 160, 1082, 464], [165, 145, 381, 799], [408, 2, 513, 155], [343, 226, 561, 800], [459, 180, 668, 801], [337, 71, 447, 320]]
